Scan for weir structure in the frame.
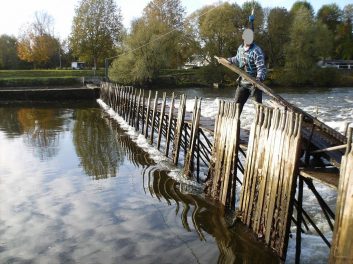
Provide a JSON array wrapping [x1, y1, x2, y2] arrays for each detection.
[[99, 61, 352, 262]]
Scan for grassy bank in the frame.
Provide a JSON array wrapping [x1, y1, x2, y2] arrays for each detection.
[[0, 69, 104, 87]]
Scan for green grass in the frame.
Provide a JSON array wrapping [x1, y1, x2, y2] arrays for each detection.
[[0, 77, 84, 87], [0, 69, 104, 87], [0, 69, 104, 78]]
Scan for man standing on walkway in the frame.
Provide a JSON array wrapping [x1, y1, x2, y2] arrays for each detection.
[[224, 28, 267, 113]]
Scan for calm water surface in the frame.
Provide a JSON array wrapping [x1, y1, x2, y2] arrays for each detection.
[[0, 100, 278, 264]]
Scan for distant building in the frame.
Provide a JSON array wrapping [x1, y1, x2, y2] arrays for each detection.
[[182, 55, 209, 69], [71, 61, 85, 70], [318, 60, 353, 70]]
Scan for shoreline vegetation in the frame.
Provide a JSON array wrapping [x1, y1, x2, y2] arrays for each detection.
[[154, 67, 353, 88], [0, 68, 352, 89]]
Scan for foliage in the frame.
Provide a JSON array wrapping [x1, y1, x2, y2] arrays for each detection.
[[317, 4, 343, 32], [109, 0, 187, 85], [343, 4, 353, 22], [264, 8, 291, 67], [198, 3, 242, 59], [335, 22, 353, 59], [17, 12, 61, 68], [284, 7, 333, 85], [290, 1, 314, 17], [70, 0, 124, 68], [0, 35, 21, 69]]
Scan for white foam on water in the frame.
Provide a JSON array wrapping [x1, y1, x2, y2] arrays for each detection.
[[286, 233, 331, 264]]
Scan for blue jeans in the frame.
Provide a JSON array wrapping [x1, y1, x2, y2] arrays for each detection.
[[234, 84, 262, 113]]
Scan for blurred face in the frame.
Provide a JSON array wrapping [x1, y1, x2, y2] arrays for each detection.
[[242, 28, 254, 47]]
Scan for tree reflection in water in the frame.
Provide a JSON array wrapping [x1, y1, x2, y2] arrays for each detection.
[[73, 109, 124, 180], [0, 104, 64, 160], [18, 108, 63, 160]]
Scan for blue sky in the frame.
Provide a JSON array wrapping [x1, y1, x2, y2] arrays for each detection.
[[0, 0, 350, 39]]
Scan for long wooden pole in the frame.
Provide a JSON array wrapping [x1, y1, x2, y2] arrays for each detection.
[[215, 56, 346, 143]]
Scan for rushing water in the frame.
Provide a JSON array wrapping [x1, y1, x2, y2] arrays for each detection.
[[0, 87, 352, 264]]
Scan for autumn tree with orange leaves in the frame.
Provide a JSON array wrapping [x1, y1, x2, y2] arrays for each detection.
[[17, 11, 61, 68]]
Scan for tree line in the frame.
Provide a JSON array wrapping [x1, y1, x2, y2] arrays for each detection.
[[0, 0, 352, 86], [108, 0, 353, 86]]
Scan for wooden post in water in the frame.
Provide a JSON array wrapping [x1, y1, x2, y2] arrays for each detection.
[[165, 93, 175, 157], [329, 127, 353, 264], [157, 92, 167, 150], [144, 90, 152, 137], [183, 98, 202, 178], [150, 91, 159, 145], [136, 89, 142, 131], [141, 90, 146, 133], [172, 94, 186, 165], [205, 100, 240, 209], [238, 105, 302, 260]]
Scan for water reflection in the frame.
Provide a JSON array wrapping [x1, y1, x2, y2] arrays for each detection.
[[0, 101, 279, 264], [73, 109, 124, 180], [141, 169, 280, 263], [18, 108, 62, 160], [107, 114, 279, 263], [0, 103, 66, 160]]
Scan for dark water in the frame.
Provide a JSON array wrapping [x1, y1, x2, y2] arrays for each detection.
[[0, 100, 279, 263]]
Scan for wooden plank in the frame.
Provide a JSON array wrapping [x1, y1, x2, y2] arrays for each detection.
[[157, 92, 167, 150], [330, 128, 353, 264], [144, 90, 152, 137], [205, 101, 240, 209], [300, 169, 339, 189], [165, 93, 175, 157], [238, 105, 302, 259], [136, 89, 142, 131], [141, 89, 145, 133], [150, 91, 159, 144], [183, 98, 201, 178], [172, 94, 186, 165]]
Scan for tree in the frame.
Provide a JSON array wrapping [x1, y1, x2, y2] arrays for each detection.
[[143, 0, 184, 29], [241, 1, 264, 33], [290, 1, 314, 17], [285, 7, 332, 84], [109, 0, 187, 85], [198, 3, 242, 59], [70, 0, 124, 68], [0, 35, 20, 69], [335, 4, 353, 59], [317, 4, 343, 33], [335, 22, 353, 59], [17, 11, 60, 68], [264, 7, 291, 68], [343, 4, 353, 23]]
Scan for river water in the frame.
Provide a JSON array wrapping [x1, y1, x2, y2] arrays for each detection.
[[0, 87, 352, 263]]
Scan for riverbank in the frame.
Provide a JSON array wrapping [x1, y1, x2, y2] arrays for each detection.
[[154, 67, 353, 88], [0, 84, 100, 100], [0, 69, 104, 87]]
